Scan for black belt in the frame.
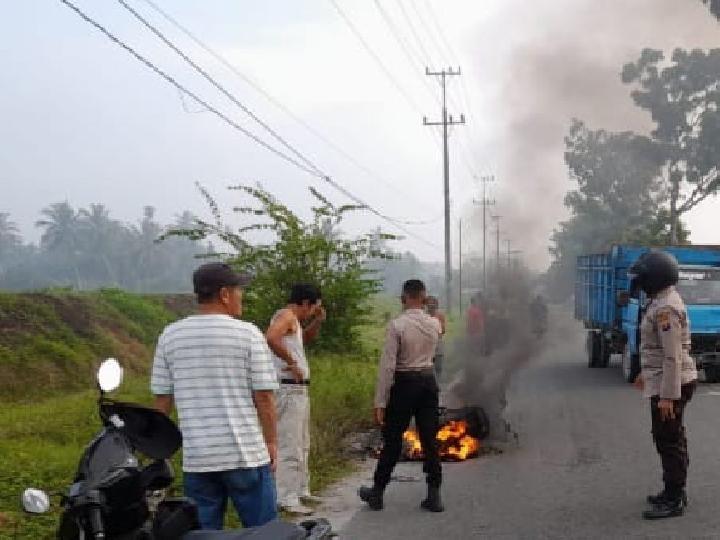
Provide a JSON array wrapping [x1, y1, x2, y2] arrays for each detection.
[[280, 379, 310, 386], [394, 368, 435, 379]]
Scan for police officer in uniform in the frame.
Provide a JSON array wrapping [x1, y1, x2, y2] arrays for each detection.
[[358, 279, 444, 512], [630, 250, 698, 520]]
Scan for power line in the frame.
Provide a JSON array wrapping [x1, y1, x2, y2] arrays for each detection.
[[395, 0, 433, 66], [328, 0, 423, 115], [57, 0, 441, 248], [137, 0, 437, 215], [117, 0, 323, 177], [372, 0, 437, 105]]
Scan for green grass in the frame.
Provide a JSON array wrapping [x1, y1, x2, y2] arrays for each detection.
[[0, 291, 382, 539]]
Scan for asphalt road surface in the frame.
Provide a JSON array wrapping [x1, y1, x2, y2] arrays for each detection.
[[340, 313, 720, 539]]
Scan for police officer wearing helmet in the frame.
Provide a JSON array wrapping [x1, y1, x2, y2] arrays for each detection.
[[629, 250, 698, 520]]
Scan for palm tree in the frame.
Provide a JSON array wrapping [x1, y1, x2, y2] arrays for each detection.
[[35, 202, 79, 251], [79, 203, 119, 285], [0, 212, 21, 250], [35, 202, 82, 287]]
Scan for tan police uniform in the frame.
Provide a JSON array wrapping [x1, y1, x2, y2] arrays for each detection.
[[640, 285, 698, 499]]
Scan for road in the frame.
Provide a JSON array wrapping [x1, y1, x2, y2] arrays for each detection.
[[339, 313, 720, 539]]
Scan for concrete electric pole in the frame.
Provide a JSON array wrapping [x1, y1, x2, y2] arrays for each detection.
[[474, 175, 495, 292], [424, 66, 464, 314], [492, 214, 502, 275]]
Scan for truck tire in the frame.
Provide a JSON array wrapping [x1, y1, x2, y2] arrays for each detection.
[[622, 348, 640, 384], [587, 331, 602, 368], [705, 366, 720, 383], [599, 337, 611, 368]]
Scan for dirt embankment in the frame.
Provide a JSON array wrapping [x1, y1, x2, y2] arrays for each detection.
[[0, 290, 195, 402]]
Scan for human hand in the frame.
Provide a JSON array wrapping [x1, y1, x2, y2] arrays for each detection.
[[288, 363, 304, 383], [633, 374, 644, 392], [374, 407, 385, 427], [266, 442, 278, 473], [658, 399, 676, 421]]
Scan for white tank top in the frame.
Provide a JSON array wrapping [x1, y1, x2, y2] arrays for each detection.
[[271, 309, 310, 380]]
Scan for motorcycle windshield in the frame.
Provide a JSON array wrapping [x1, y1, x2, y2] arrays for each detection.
[[101, 401, 182, 459]]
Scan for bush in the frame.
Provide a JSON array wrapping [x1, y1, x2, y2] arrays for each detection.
[[166, 184, 395, 351]]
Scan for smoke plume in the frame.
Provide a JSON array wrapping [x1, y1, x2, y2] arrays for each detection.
[[465, 0, 720, 269]]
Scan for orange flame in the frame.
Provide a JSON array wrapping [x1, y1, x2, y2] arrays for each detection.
[[402, 419, 481, 461]]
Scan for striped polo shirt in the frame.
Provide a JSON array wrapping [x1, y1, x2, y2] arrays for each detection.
[[151, 314, 279, 472]]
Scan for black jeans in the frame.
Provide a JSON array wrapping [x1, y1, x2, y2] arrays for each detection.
[[374, 371, 442, 489], [650, 381, 696, 498]]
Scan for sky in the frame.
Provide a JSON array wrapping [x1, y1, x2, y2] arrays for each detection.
[[2, 0, 720, 269]]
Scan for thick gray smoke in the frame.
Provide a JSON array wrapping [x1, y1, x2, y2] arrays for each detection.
[[465, 0, 720, 269], [441, 270, 546, 442]]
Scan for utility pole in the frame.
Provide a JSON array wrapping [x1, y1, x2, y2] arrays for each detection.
[[492, 214, 502, 275], [424, 66, 464, 314], [458, 219, 463, 312], [473, 175, 495, 292]]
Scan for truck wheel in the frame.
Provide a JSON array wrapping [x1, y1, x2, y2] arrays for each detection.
[[587, 331, 602, 368], [599, 337, 611, 368], [622, 348, 640, 383], [705, 366, 720, 383]]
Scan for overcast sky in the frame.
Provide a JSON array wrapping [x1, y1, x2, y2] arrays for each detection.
[[2, 0, 719, 268]]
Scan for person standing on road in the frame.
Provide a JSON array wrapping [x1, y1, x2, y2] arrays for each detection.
[[151, 263, 279, 530], [425, 295, 446, 381], [630, 250, 698, 520], [265, 283, 326, 516], [359, 279, 444, 513]]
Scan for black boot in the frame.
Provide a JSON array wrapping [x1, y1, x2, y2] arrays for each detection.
[[358, 485, 384, 511], [647, 490, 688, 506], [420, 485, 444, 513], [642, 496, 686, 520]]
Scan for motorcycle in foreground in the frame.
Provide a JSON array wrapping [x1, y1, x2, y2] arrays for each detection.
[[21, 358, 332, 539]]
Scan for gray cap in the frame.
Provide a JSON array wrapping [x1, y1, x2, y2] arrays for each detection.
[[193, 262, 252, 296]]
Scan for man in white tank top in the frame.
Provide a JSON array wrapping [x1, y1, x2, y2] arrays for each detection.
[[265, 283, 326, 515]]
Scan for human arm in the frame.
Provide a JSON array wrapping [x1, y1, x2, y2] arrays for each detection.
[[303, 305, 326, 343], [150, 332, 174, 415], [437, 312, 447, 335], [253, 390, 278, 472], [373, 321, 400, 424], [655, 307, 684, 419], [265, 309, 303, 382], [249, 326, 280, 469], [154, 395, 174, 415]]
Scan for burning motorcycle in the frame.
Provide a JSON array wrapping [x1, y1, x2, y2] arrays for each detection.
[[21, 358, 332, 539]]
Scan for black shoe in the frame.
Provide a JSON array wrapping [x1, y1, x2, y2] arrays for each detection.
[[642, 498, 686, 520], [420, 486, 445, 513], [647, 490, 688, 506], [358, 486, 383, 511]]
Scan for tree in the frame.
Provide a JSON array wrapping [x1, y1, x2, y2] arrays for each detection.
[[166, 183, 394, 351], [622, 48, 720, 243], [548, 120, 688, 299], [35, 202, 80, 252], [0, 212, 22, 275], [78, 203, 121, 285]]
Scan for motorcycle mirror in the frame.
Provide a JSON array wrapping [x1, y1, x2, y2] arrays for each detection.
[[97, 357, 124, 393], [21, 488, 50, 514]]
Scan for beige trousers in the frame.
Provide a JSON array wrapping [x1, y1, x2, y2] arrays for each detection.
[[276, 384, 311, 507]]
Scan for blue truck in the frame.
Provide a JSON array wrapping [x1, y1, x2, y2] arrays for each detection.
[[575, 245, 720, 383]]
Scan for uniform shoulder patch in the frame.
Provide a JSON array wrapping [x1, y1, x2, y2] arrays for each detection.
[[657, 309, 672, 332]]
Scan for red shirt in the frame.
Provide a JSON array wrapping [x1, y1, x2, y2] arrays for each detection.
[[466, 304, 484, 335]]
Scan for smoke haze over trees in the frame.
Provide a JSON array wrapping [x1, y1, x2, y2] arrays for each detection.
[[0, 203, 212, 292]]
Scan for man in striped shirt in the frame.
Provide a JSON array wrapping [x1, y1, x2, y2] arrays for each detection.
[[151, 263, 279, 530]]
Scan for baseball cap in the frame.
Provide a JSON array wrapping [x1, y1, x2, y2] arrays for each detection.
[[193, 262, 252, 296]]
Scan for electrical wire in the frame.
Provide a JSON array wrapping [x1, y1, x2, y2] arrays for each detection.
[[57, 0, 442, 247]]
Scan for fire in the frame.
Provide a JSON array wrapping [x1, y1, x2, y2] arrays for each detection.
[[402, 420, 481, 461]]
